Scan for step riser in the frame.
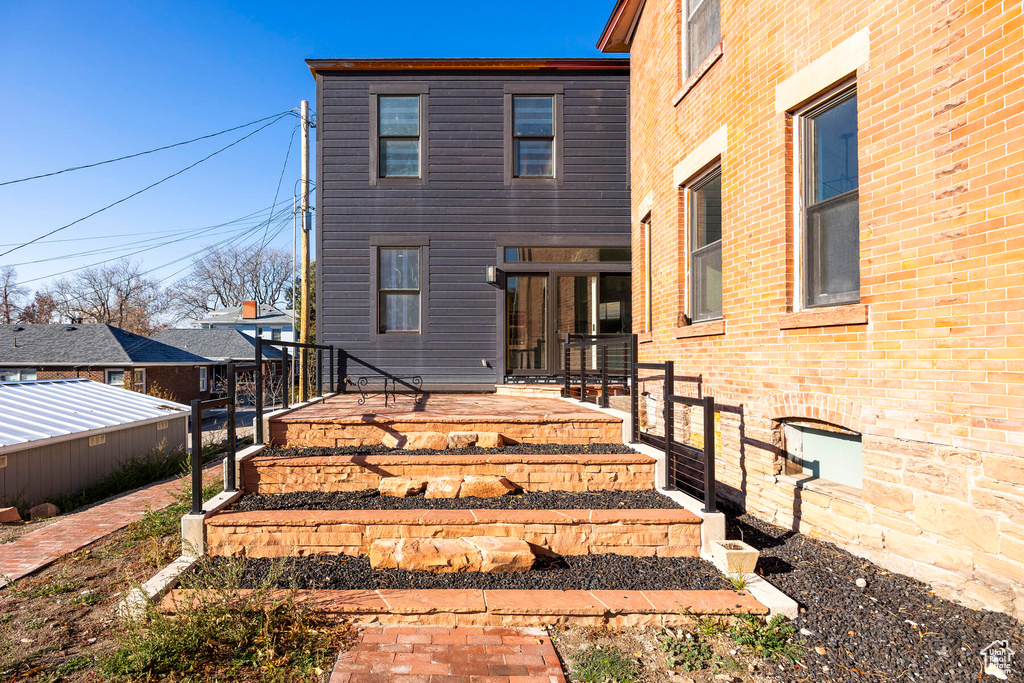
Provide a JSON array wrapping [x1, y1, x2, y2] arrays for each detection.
[[163, 588, 768, 628], [271, 421, 622, 447], [244, 461, 655, 494], [206, 511, 701, 560]]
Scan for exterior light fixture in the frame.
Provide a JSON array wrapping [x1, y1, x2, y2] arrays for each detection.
[[485, 265, 497, 285]]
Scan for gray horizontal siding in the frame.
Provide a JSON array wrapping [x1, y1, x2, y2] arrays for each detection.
[[316, 68, 630, 388]]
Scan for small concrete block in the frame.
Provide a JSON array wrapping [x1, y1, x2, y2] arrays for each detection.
[[0, 506, 21, 524], [29, 502, 60, 520]]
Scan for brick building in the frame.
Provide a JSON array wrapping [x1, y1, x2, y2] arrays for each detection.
[[0, 324, 212, 404], [599, 0, 1023, 618]]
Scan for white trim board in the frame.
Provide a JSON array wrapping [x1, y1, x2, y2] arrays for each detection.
[[673, 126, 728, 187]]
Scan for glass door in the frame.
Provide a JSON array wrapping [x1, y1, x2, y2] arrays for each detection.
[[555, 275, 598, 371], [506, 275, 549, 374]]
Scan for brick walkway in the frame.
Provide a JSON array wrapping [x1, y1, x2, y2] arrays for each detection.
[[0, 467, 217, 587], [331, 626, 567, 683]]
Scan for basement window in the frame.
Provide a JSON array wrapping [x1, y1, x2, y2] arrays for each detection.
[[783, 423, 863, 490]]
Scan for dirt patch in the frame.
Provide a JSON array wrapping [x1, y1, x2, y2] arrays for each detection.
[[0, 516, 60, 545], [551, 624, 777, 683]]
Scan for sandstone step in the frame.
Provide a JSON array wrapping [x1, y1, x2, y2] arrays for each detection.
[[369, 536, 535, 573], [162, 587, 768, 627], [204, 507, 702, 559], [494, 384, 565, 399], [244, 452, 656, 494]]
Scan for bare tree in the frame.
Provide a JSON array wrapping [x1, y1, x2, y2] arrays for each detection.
[[18, 291, 58, 324], [43, 258, 168, 335], [168, 244, 291, 320], [0, 266, 27, 323]]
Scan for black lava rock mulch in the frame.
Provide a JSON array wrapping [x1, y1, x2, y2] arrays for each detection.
[[197, 553, 731, 591], [729, 513, 1023, 683], [233, 488, 682, 512], [260, 442, 638, 458]]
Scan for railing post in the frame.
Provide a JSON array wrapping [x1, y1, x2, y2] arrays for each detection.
[[329, 347, 336, 393], [226, 362, 237, 493], [629, 334, 639, 443], [663, 360, 674, 488], [282, 346, 290, 409], [316, 349, 323, 397], [563, 333, 571, 399], [578, 345, 586, 403], [600, 344, 609, 408], [703, 394, 717, 513], [254, 333, 264, 445], [190, 399, 202, 515]]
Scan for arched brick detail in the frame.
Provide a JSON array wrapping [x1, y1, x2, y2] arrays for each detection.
[[766, 392, 863, 434]]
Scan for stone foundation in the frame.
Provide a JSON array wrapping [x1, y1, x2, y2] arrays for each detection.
[[204, 508, 702, 559], [162, 588, 767, 627], [243, 453, 657, 494]]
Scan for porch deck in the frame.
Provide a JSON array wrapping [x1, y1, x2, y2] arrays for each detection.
[[268, 393, 623, 447]]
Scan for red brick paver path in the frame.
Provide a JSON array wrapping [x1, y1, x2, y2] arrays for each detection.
[[331, 626, 566, 683], [0, 467, 217, 587]]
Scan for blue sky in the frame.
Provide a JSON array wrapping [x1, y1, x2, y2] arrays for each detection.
[[0, 1, 614, 293]]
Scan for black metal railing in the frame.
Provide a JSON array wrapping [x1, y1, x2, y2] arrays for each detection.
[[562, 333, 632, 408], [253, 334, 339, 445], [189, 361, 256, 514], [627, 338, 717, 513]]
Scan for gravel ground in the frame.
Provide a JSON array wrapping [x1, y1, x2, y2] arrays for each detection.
[[233, 488, 682, 511], [260, 442, 638, 457], [729, 513, 1023, 682], [198, 553, 731, 591]]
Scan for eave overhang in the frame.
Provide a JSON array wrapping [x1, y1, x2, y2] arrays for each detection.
[[597, 0, 646, 53], [306, 58, 630, 79]]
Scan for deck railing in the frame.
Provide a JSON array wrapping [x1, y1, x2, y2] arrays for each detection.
[[562, 333, 633, 408], [252, 335, 339, 445]]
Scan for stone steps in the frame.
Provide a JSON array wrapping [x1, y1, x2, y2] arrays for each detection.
[[243, 452, 657, 494], [204, 508, 703, 559], [163, 588, 767, 627]]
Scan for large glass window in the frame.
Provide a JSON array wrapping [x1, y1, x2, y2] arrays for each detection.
[[513, 96, 555, 177], [689, 167, 722, 322], [378, 96, 420, 178], [503, 247, 630, 263], [687, 0, 721, 76], [378, 248, 421, 333], [803, 87, 859, 308]]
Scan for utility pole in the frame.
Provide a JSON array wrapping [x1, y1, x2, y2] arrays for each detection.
[[298, 100, 311, 402]]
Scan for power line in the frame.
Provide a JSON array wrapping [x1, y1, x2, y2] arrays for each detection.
[[256, 123, 299, 251], [0, 113, 292, 260], [0, 111, 295, 187]]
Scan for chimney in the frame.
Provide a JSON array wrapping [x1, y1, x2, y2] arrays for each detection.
[[241, 301, 258, 320]]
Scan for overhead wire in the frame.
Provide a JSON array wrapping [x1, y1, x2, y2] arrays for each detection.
[[0, 112, 292, 260], [0, 111, 295, 187]]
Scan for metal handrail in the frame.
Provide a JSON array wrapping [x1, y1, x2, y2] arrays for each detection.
[[562, 333, 632, 408]]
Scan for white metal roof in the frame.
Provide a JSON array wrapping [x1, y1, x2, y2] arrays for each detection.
[[0, 378, 188, 453]]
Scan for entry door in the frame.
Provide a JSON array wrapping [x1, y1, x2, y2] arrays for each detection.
[[555, 274, 598, 371], [506, 274, 549, 374]]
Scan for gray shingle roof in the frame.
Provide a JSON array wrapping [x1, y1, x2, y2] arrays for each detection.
[[0, 324, 211, 366], [149, 328, 282, 361], [197, 304, 293, 326]]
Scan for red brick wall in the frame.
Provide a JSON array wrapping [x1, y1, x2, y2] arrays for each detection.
[[622, 0, 1023, 617], [35, 368, 105, 383], [145, 366, 209, 405]]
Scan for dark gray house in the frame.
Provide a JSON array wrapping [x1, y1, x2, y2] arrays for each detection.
[[309, 58, 632, 390]]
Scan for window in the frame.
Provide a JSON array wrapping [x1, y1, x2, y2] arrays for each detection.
[[503, 247, 631, 263], [784, 423, 863, 490], [377, 95, 420, 178], [686, 0, 720, 76], [643, 218, 653, 333], [271, 327, 282, 342], [108, 369, 144, 391], [105, 369, 125, 387], [512, 96, 555, 177], [0, 368, 36, 381], [199, 366, 208, 392], [801, 86, 859, 308], [689, 167, 722, 322], [378, 247, 421, 333]]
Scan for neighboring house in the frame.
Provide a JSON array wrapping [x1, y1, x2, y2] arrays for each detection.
[[0, 378, 188, 508], [306, 58, 632, 390], [0, 324, 212, 404], [149, 328, 283, 397], [598, 1, 1023, 617], [196, 301, 294, 343]]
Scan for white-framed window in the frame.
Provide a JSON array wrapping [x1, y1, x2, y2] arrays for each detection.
[[199, 366, 208, 392], [108, 369, 144, 391], [0, 368, 37, 382], [271, 327, 282, 342], [797, 83, 859, 308], [105, 369, 125, 387], [684, 0, 721, 77], [377, 247, 422, 333], [687, 165, 723, 323]]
